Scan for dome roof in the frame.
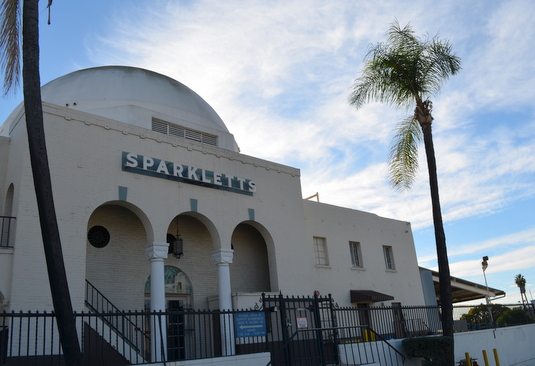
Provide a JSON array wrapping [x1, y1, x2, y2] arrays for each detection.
[[2, 66, 238, 150], [43, 66, 229, 131]]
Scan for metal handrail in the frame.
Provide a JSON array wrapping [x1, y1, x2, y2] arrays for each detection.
[[85, 280, 149, 355]]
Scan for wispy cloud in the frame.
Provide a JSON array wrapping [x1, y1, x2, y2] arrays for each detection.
[[88, 0, 535, 224], [86, 0, 535, 302]]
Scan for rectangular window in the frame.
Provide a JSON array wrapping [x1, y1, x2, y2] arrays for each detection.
[[349, 241, 362, 268], [313, 237, 329, 266], [383, 246, 395, 270]]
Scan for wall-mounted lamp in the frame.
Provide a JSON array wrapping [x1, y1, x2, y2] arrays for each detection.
[[172, 218, 184, 259]]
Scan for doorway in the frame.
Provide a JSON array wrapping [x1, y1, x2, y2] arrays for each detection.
[[167, 300, 185, 361]]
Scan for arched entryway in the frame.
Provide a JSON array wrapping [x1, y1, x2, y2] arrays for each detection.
[[144, 266, 193, 308], [85, 202, 150, 311], [231, 222, 271, 293], [144, 266, 193, 361], [163, 214, 218, 308]]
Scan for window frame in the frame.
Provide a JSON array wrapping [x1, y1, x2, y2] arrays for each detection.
[[349, 241, 363, 268], [383, 245, 395, 270], [313, 236, 329, 266]]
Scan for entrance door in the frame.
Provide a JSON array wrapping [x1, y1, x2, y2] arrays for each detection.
[[167, 300, 185, 361], [392, 302, 406, 338], [357, 303, 373, 341]]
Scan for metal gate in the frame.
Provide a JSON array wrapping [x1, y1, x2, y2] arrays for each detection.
[[261, 292, 339, 366]]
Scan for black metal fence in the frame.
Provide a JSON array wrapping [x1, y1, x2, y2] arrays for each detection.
[[1, 302, 533, 366], [0, 308, 268, 366]]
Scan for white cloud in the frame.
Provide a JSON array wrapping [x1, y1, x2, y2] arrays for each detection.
[[88, 0, 535, 248]]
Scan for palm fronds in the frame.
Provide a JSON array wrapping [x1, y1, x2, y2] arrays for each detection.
[[388, 116, 422, 190], [349, 20, 460, 188], [0, 0, 21, 95]]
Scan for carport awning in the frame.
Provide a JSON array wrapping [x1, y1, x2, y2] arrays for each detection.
[[350, 290, 394, 303]]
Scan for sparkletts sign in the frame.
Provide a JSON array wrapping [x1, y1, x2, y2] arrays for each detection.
[[122, 152, 256, 196]]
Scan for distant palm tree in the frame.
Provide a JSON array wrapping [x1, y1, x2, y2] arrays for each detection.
[[515, 274, 528, 306], [1, 1, 82, 365], [348, 20, 461, 341]]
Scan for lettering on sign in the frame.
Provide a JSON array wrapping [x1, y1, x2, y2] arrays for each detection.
[[122, 152, 256, 196], [235, 312, 266, 338], [296, 317, 308, 329]]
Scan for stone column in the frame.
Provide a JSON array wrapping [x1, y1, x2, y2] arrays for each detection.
[[212, 248, 235, 355], [145, 242, 169, 362]]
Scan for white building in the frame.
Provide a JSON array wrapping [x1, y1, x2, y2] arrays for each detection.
[[0, 66, 427, 317]]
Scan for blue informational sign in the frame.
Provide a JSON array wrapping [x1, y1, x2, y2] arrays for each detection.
[[235, 312, 267, 338]]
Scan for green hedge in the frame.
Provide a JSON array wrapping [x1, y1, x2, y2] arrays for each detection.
[[402, 336, 454, 366]]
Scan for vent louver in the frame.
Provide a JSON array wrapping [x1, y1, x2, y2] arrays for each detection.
[[152, 118, 217, 147]]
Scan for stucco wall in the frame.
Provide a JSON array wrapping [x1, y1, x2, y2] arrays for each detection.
[[340, 324, 535, 366], [302, 200, 426, 307], [4, 98, 425, 312], [5, 103, 307, 311], [453, 324, 535, 366]]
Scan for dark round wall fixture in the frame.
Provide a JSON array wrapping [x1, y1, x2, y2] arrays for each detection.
[[88, 226, 110, 248]]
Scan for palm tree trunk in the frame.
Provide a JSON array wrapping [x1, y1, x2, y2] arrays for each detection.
[[22, 1, 82, 365], [421, 122, 454, 341]]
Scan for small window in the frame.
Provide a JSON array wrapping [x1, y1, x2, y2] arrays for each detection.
[[349, 241, 363, 268], [313, 237, 329, 266], [383, 246, 395, 270], [88, 226, 110, 248]]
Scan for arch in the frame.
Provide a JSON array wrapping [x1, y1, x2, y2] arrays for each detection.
[[4, 183, 14, 216], [85, 201, 152, 311], [103, 200, 155, 242], [230, 220, 277, 293], [144, 266, 193, 295], [174, 211, 221, 251], [2, 184, 16, 247], [162, 212, 220, 308]]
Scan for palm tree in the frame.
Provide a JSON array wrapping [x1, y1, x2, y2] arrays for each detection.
[[515, 274, 528, 307], [348, 20, 461, 341], [1, 1, 82, 365]]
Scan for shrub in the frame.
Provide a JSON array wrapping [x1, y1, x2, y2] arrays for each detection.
[[402, 336, 454, 366], [496, 307, 533, 326]]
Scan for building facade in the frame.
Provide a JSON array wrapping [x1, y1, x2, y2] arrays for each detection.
[[0, 66, 426, 318]]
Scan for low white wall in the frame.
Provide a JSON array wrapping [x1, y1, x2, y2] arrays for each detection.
[[453, 324, 535, 366], [146, 352, 271, 366], [142, 325, 535, 366], [341, 324, 535, 366]]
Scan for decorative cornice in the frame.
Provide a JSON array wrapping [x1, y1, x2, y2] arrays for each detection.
[[42, 103, 301, 178], [145, 242, 169, 261], [212, 248, 234, 265]]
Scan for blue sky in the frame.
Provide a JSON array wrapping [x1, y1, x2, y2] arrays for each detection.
[[2, 0, 534, 305]]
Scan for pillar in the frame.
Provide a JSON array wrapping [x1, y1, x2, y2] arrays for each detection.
[[145, 242, 169, 362], [212, 248, 235, 355]]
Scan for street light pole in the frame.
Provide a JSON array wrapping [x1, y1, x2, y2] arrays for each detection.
[[482, 256, 494, 327]]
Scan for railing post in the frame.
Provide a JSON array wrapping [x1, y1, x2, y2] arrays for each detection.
[[278, 293, 291, 366], [328, 293, 339, 365], [312, 292, 326, 365]]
